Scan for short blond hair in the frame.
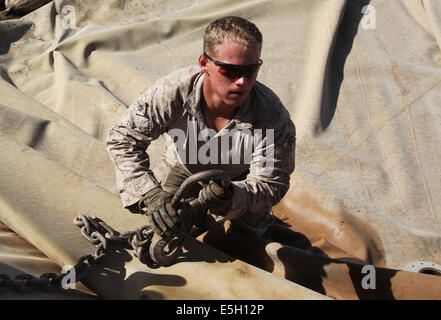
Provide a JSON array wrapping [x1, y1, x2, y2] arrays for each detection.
[[203, 16, 262, 56]]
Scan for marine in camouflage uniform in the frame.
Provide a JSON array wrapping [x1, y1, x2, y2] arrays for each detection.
[[106, 17, 296, 238]]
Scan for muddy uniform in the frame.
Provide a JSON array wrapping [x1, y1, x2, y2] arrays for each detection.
[[106, 67, 296, 237]]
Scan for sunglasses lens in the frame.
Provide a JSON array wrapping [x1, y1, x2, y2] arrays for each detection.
[[245, 65, 260, 78], [218, 66, 240, 79], [218, 65, 260, 80]]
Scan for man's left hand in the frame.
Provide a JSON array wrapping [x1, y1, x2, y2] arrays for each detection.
[[198, 180, 233, 210]]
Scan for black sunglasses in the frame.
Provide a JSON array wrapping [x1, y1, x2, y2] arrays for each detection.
[[203, 52, 263, 80]]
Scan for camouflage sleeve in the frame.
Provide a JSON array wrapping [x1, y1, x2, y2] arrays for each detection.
[[229, 113, 296, 216], [106, 86, 168, 208]]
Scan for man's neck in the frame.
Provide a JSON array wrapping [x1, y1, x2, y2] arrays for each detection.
[[202, 79, 237, 119], [202, 82, 240, 132]]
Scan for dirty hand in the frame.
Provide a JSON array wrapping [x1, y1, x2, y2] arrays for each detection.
[[140, 187, 179, 238], [198, 180, 233, 210]]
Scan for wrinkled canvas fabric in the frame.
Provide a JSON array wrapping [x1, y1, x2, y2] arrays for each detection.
[[0, 0, 52, 20], [0, 0, 441, 299]]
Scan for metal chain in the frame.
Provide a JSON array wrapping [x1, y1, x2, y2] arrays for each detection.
[[0, 253, 94, 294], [0, 214, 155, 293], [0, 171, 224, 294]]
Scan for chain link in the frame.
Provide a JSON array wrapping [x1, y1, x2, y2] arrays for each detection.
[[0, 214, 156, 294]]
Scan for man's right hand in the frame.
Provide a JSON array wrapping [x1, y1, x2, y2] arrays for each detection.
[[140, 187, 179, 239]]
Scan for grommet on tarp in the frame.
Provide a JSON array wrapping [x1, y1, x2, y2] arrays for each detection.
[[404, 261, 441, 276]]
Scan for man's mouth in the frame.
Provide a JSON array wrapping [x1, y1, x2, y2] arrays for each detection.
[[228, 90, 245, 97]]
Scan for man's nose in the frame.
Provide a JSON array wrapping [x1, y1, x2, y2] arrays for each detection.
[[234, 75, 249, 86]]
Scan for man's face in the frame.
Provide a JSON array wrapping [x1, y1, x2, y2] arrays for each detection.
[[200, 41, 261, 108]]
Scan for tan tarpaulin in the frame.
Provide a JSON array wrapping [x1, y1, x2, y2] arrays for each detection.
[[0, 0, 440, 299]]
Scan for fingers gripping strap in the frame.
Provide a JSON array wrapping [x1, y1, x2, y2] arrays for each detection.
[[159, 205, 176, 228], [147, 215, 159, 234], [209, 181, 227, 198], [199, 185, 225, 207], [152, 210, 167, 233], [209, 188, 225, 202]]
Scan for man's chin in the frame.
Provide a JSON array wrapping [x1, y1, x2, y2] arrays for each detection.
[[224, 95, 248, 107]]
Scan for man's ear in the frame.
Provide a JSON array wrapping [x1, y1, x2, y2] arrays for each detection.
[[198, 54, 208, 73]]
